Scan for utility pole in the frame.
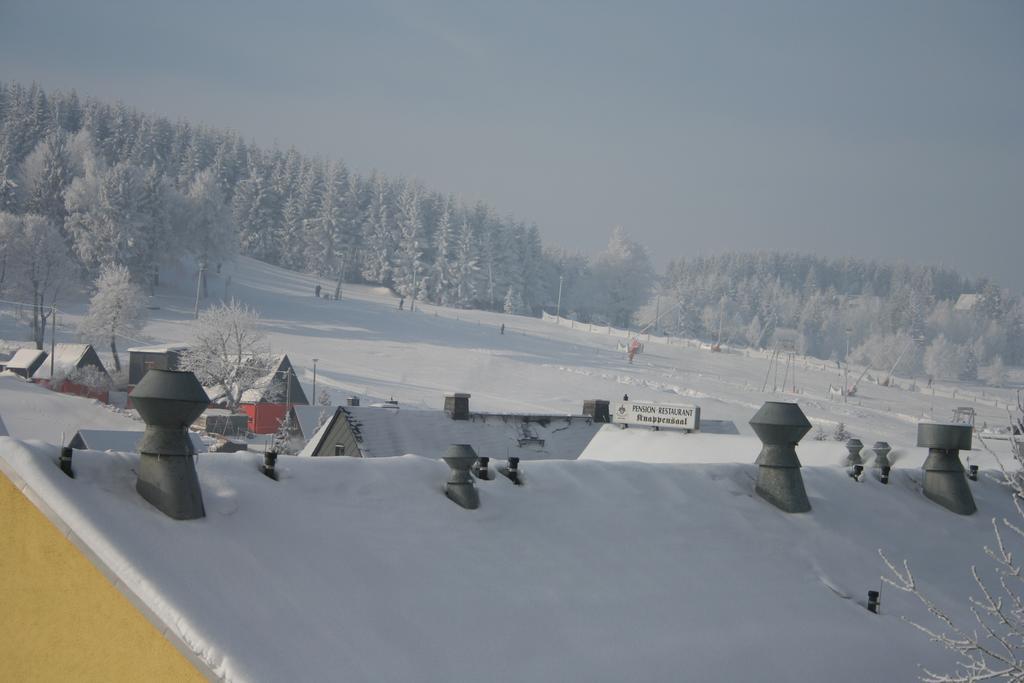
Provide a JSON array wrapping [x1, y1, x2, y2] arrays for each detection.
[[285, 366, 292, 408], [844, 327, 852, 403], [334, 254, 346, 300], [49, 305, 56, 378], [311, 358, 318, 402], [193, 264, 206, 319], [556, 275, 563, 321]]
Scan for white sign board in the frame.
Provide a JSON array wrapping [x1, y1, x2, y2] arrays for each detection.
[[611, 401, 700, 431]]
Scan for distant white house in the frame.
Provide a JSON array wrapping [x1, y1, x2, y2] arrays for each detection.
[[31, 343, 110, 383], [954, 293, 981, 311], [3, 348, 48, 379]]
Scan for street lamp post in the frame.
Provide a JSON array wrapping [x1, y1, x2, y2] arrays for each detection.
[[556, 275, 564, 321], [312, 358, 319, 402], [844, 328, 852, 403]]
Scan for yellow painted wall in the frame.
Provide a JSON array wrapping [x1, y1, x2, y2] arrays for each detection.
[[0, 470, 205, 682]]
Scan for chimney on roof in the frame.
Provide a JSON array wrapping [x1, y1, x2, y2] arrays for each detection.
[[444, 392, 471, 420], [844, 439, 864, 466], [443, 444, 480, 509], [582, 399, 611, 423], [871, 441, 892, 469], [749, 401, 812, 513], [130, 369, 209, 520], [917, 422, 976, 515]]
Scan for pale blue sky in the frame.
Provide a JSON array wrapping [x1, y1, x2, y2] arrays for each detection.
[[2, 0, 1022, 290]]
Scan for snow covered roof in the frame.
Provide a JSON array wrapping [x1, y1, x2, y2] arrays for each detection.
[[290, 405, 329, 439], [5, 347, 46, 370], [0, 374, 139, 442], [31, 343, 108, 380], [239, 354, 308, 405], [0, 438, 1011, 681], [954, 293, 980, 311], [126, 344, 188, 354], [68, 429, 206, 454], [301, 405, 601, 460]]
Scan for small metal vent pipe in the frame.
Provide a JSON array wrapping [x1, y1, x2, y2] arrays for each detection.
[[443, 444, 480, 509], [129, 369, 209, 520], [749, 401, 812, 513], [918, 422, 976, 515], [473, 456, 491, 480], [500, 456, 522, 485], [59, 446, 74, 478], [261, 450, 278, 480]]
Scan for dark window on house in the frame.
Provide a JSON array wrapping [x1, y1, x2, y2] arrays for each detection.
[[334, 444, 345, 457]]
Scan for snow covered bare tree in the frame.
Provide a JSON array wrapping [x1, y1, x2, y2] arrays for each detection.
[[3, 212, 77, 348], [451, 218, 479, 307], [186, 168, 236, 297], [392, 183, 424, 309], [880, 403, 1024, 683], [361, 173, 393, 284], [591, 226, 656, 328], [180, 300, 273, 412], [78, 263, 146, 373], [426, 196, 455, 305]]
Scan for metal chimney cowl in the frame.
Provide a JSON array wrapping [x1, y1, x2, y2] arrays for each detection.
[[130, 369, 210, 520], [871, 441, 892, 469], [749, 401, 812, 513], [443, 444, 480, 510], [917, 422, 976, 515], [844, 439, 864, 466]]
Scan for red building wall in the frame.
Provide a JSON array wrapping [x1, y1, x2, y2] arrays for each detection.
[[241, 403, 290, 434]]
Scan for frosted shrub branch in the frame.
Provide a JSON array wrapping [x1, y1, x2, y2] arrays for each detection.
[[879, 406, 1024, 682]]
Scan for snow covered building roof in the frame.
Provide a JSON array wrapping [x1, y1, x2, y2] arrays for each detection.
[[31, 343, 109, 381], [954, 293, 981, 311], [0, 436, 1014, 681], [239, 354, 308, 405], [3, 348, 47, 378], [290, 405, 329, 440], [299, 404, 601, 460], [68, 429, 206, 454]]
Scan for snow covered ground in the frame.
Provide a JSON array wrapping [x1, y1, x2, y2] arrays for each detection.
[[2, 256, 1023, 681], [5, 256, 1018, 459]]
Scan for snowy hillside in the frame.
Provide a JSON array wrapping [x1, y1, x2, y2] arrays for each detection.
[[125, 258, 1022, 455], [2, 255, 1018, 458]]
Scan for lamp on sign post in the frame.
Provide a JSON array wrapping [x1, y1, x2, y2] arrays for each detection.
[[556, 275, 564, 321], [312, 358, 319, 401], [844, 327, 852, 403]]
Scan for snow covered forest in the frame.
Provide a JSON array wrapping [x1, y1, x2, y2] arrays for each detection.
[[0, 81, 1020, 380], [663, 253, 1024, 383], [0, 81, 655, 332]]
